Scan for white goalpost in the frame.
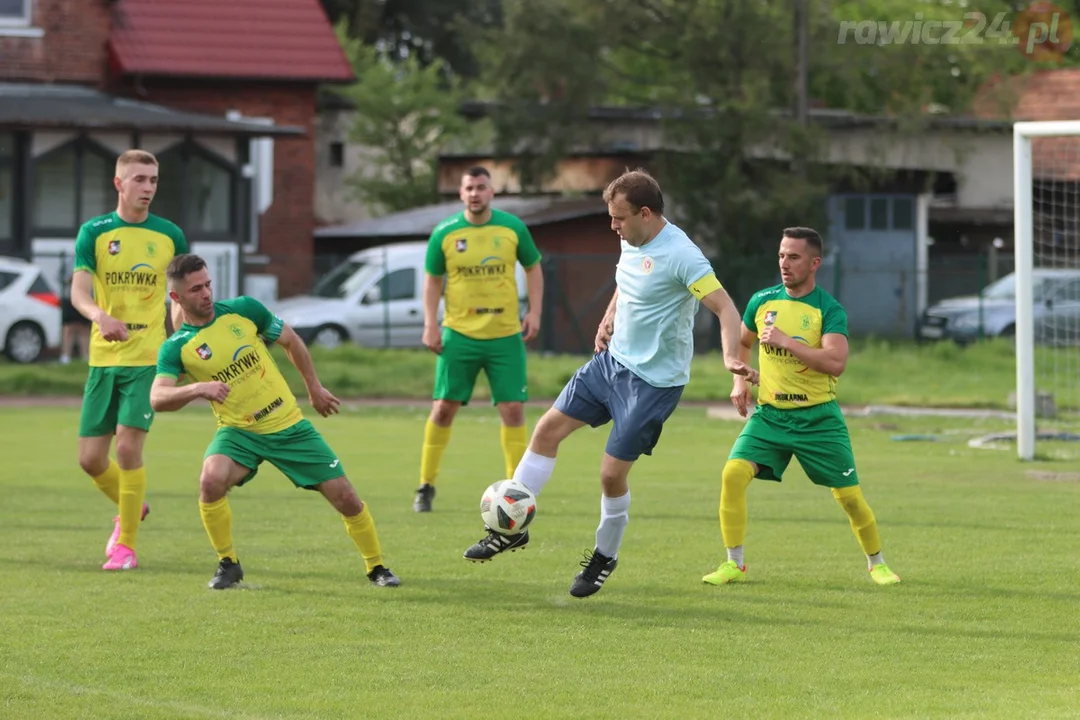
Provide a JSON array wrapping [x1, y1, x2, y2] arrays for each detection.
[[1012, 121, 1080, 461]]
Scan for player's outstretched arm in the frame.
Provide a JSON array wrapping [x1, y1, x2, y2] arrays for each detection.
[[700, 288, 759, 384], [150, 375, 228, 412], [71, 270, 127, 341], [276, 324, 340, 417]]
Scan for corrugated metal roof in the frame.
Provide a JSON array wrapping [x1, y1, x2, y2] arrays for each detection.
[[0, 83, 304, 136], [316, 197, 607, 239], [108, 0, 354, 83]]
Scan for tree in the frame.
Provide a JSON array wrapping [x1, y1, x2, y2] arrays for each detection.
[[331, 24, 470, 215]]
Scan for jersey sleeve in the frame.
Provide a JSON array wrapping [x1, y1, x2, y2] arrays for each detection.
[[672, 246, 720, 300], [743, 293, 761, 332], [156, 336, 186, 379], [224, 296, 285, 343], [513, 218, 542, 268], [173, 225, 189, 254], [425, 228, 447, 276], [74, 223, 96, 272], [822, 297, 849, 337]]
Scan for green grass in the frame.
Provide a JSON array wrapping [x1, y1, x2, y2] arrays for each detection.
[[4, 337, 1079, 410], [2, 405, 1080, 718]]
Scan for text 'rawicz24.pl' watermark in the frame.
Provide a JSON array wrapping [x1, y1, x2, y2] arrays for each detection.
[[837, 1, 1073, 62]]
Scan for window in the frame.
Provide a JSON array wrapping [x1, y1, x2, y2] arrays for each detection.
[[869, 197, 889, 230], [893, 197, 913, 230], [0, 0, 31, 26], [367, 268, 416, 302], [154, 142, 234, 235], [81, 151, 116, 223], [188, 153, 231, 233], [844, 197, 865, 230], [0, 270, 17, 292], [33, 139, 118, 230], [33, 144, 78, 228], [329, 142, 344, 168]]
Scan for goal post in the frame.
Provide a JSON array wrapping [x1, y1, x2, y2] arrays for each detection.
[[1012, 121, 1080, 460]]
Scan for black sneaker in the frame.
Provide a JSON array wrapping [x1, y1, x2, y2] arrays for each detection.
[[208, 557, 244, 590], [413, 484, 435, 512], [463, 528, 530, 562], [367, 565, 401, 587], [569, 548, 618, 598]]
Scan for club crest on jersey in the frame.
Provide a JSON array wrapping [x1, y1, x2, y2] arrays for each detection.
[[641, 257, 654, 274], [455, 239, 467, 252], [196, 343, 213, 360], [764, 310, 777, 326], [801, 314, 811, 330], [108, 240, 121, 255], [146, 242, 157, 258], [229, 324, 244, 339]]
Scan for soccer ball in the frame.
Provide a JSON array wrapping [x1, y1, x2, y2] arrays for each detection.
[[480, 479, 537, 536]]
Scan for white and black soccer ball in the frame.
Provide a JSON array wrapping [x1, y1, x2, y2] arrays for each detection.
[[480, 479, 537, 536]]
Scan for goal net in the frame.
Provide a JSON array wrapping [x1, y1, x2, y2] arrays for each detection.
[[1013, 121, 1080, 460]]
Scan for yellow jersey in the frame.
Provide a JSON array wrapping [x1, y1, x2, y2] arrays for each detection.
[[744, 284, 848, 409], [73, 212, 187, 367], [425, 209, 542, 340], [155, 297, 303, 434]]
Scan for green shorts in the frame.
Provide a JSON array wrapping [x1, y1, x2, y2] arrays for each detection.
[[728, 401, 859, 488], [434, 328, 528, 405], [205, 419, 344, 489], [79, 366, 156, 437]]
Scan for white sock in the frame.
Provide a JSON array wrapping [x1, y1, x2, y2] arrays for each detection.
[[512, 449, 556, 497], [594, 491, 631, 559], [727, 545, 744, 567], [867, 551, 884, 569]]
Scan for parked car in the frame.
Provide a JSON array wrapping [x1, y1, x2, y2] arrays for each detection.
[[917, 268, 1080, 345], [0, 256, 62, 363], [273, 241, 530, 349]]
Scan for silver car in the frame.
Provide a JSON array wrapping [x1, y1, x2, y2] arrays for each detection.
[[918, 268, 1080, 346]]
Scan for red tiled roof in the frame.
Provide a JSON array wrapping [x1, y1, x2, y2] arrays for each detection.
[[108, 0, 354, 83], [974, 69, 1080, 180]]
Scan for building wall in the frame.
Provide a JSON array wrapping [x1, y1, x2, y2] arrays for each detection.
[[112, 79, 318, 296], [0, 0, 111, 84]]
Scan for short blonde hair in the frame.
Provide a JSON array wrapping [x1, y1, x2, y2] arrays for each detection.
[[116, 149, 158, 177]]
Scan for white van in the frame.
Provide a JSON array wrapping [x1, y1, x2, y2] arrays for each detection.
[[272, 241, 530, 349]]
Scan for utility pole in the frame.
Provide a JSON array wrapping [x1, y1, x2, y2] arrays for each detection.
[[794, 0, 809, 178]]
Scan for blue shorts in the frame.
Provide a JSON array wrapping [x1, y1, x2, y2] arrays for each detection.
[[554, 350, 684, 461]]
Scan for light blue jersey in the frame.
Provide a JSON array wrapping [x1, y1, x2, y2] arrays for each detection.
[[608, 221, 721, 388]]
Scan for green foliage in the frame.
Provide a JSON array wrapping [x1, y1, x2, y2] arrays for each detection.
[[331, 22, 470, 215]]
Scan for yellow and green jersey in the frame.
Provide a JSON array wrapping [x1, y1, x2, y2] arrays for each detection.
[[155, 297, 303, 434], [425, 209, 542, 340], [74, 211, 187, 367], [744, 284, 849, 410]]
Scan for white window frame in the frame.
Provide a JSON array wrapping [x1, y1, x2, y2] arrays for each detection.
[[0, 0, 39, 34]]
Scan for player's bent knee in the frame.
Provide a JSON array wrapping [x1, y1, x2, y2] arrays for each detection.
[[77, 437, 111, 476], [497, 401, 525, 426], [722, 459, 756, 487], [318, 477, 362, 515]]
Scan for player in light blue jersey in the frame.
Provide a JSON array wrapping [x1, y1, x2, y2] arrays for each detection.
[[462, 169, 758, 597]]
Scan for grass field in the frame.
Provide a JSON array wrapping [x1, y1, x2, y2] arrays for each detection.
[[2, 404, 1079, 719], [4, 337, 1079, 411]]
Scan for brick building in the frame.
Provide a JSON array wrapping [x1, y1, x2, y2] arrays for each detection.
[[0, 0, 352, 297]]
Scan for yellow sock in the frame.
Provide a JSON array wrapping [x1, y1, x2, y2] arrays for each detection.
[[343, 504, 383, 573], [116, 466, 147, 549], [720, 459, 755, 548], [419, 420, 452, 486], [91, 460, 120, 506], [199, 497, 237, 561], [832, 485, 882, 556], [500, 424, 528, 479]]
